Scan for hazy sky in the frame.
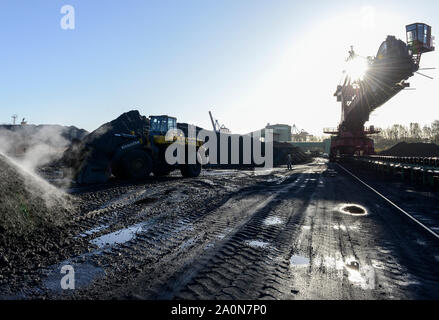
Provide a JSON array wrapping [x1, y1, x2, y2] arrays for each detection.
[[0, 0, 438, 135]]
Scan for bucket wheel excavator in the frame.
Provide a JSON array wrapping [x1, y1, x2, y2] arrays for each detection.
[[325, 23, 435, 161]]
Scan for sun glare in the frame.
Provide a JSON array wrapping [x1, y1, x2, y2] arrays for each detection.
[[345, 57, 369, 81], [227, 6, 408, 135]]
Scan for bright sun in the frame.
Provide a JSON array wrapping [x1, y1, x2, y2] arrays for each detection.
[[345, 57, 369, 81]]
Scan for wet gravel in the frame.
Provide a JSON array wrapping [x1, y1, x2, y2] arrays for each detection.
[[1, 161, 439, 300]]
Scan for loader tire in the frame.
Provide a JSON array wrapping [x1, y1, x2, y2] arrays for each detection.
[[111, 163, 126, 179], [180, 163, 201, 178], [152, 164, 173, 177], [122, 150, 152, 180]]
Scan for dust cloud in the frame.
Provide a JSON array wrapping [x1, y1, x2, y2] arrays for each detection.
[[0, 126, 75, 209]]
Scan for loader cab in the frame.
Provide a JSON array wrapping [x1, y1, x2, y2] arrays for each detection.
[[149, 115, 177, 135], [406, 23, 435, 54]]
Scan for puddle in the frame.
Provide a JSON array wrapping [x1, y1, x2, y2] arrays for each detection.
[[315, 255, 345, 270], [333, 224, 347, 231], [216, 228, 232, 240], [88, 214, 166, 249], [345, 258, 375, 290], [267, 174, 288, 185], [339, 203, 367, 216], [346, 260, 360, 270], [371, 260, 385, 270], [180, 238, 197, 250], [90, 218, 158, 248], [42, 261, 104, 293], [91, 224, 144, 248], [346, 265, 375, 289], [134, 197, 158, 205], [196, 179, 217, 187], [344, 258, 375, 289], [79, 225, 109, 238], [263, 217, 283, 226], [246, 240, 270, 249], [314, 254, 375, 289], [289, 255, 310, 267], [377, 248, 391, 254], [202, 169, 238, 176], [393, 278, 420, 287]]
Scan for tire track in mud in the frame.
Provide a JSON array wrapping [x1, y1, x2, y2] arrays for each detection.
[[68, 172, 303, 299], [30, 168, 303, 299], [144, 167, 324, 300], [63, 161, 439, 300], [283, 163, 439, 300]]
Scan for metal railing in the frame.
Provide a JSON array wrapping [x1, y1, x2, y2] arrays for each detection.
[[358, 155, 439, 168]]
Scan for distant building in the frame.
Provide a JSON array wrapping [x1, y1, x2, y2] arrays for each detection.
[[264, 123, 292, 142]]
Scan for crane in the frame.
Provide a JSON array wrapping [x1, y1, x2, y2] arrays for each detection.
[[208, 110, 231, 134], [326, 23, 435, 161]]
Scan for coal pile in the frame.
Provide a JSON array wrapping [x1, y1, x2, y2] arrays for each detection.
[[61, 110, 150, 181], [273, 142, 308, 165], [177, 123, 309, 167], [61, 110, 310, 183], [379, 142, 439, 157], [0, 153, 74, 237], [204, 136, 309, 169], [0, 124, 88, 157]]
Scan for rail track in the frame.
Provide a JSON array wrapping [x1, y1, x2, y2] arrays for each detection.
[[338, 163, 439, 241], [350, 155, 439, 188]]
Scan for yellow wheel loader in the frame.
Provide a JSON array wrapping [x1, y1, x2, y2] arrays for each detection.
[[72, 114, 204, 184]]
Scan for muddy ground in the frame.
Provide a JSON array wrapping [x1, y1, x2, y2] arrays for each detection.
[[1, 159, 439, 299]]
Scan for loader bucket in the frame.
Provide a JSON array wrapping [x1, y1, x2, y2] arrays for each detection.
[[75, 154, 111, 185]]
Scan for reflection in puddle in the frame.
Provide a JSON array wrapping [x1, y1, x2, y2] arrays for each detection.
[[371, 260, 385, 270], [333, 224, 347, 231], [338, 203, 368, 216], [315, 254, 375, 289], [264, 217, 282, 226], [91, 223, 145, 248], [246, 240, 270, 248], [316, 255, 345, 270], [79, 225, 109, 238], [89, 216, 165, 249], [216, 228, 232, 240], [377, 248, 391, 254], [343, 257, 375, 290], [346, 265, 375, 289], [180, 238, 196, 250], [42, 261, 104, 293], [346, 260, 360, 270], [290, 255, 310, 267]]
